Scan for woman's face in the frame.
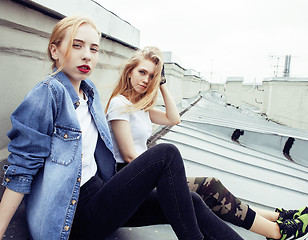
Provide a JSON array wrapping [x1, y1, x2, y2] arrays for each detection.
[[50, 23, 100, 83], [129, 58, 156, 94]]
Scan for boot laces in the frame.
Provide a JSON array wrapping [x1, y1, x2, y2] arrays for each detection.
[[282, 218, 301, 232]]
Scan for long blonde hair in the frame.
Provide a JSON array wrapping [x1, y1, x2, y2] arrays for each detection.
[[105, 47, 163, 113], [48, 16, 100, 74]]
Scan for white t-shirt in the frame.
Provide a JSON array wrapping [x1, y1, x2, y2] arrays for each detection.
[[75, 95, 98, 186], [106, 95, 152, 163]]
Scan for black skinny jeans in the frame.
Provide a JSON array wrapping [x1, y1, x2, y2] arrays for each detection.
[[70, 143, 243, 240]]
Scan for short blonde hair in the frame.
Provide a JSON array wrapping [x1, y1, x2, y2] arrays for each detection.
[[48, 16, 100, 72], [105, 46, 164, 113]]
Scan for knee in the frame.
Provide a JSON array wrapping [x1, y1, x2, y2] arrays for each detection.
[[190, 191, 204, 205], [155, 143, 179, 153], [148, 143, 183, 169], [154, 143, 181, 159], [205, 177, 224, 191]]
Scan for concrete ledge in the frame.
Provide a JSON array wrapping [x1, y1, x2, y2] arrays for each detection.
[[20, 0, 140, 48]]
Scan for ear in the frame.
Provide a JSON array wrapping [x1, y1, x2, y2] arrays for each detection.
[[49, 44, 59, 61]]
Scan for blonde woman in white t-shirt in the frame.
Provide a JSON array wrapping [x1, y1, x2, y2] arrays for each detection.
[[106, 47, 180, 171], [105, 47, 308, 240]]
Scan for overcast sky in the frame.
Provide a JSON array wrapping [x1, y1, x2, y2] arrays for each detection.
[[97, 0, 308, 83]]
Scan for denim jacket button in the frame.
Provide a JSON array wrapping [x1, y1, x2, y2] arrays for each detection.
[[81, 154, 83, 158], [64, 134, 68, 139], [76, 101, 80, 107], [5, 178, 10, 183], [71, 200, 77, 205], [64, 225, 70, 231], [77, 177, 81, 182]]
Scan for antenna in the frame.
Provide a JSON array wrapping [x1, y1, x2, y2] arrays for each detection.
[[270, 55, 291, 77], [210, 59, 213, 82], [283, 55, 291, 77]]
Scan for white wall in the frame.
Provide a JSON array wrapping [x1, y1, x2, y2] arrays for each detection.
[[210, 83, 225, 95], [225, 81, 243, 107], [201, 80, 210, 92], [262, 78, 308, 130], [241, 84, 264, 109], [182, 71, 204, 99]]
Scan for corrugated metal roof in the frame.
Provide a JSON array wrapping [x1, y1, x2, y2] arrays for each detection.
[[151, 91, 308, 239]]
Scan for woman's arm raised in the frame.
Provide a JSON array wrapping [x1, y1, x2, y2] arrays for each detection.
[[149, 84, 181, 126]]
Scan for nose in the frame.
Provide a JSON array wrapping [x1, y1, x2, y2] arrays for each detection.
[[142, 76, 149, 83], [82, 48, 91, 62]]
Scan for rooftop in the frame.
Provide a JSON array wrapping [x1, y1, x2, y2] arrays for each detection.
[[1, 91, 307, 239]]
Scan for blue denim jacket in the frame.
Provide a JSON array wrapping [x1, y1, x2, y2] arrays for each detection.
[[2, 70, 116, 240]]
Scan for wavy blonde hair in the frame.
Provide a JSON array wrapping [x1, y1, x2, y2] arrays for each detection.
[[48, 16, 100, 75], [105, 46, 163, 113]]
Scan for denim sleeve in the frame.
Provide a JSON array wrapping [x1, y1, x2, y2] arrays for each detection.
[[2, 82, 57, 194]]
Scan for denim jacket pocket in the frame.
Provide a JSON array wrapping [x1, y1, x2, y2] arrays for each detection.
[[50, 125, 81, 166]]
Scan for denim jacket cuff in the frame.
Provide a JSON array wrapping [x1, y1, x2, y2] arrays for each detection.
[[2, 173, 32, 194]]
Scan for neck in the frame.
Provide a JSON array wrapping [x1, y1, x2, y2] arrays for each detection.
[[70, 80, 83, 99], [125, 91, 141, 104]]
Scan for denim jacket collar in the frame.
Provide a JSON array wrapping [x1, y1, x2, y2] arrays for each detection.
[[52, 68, 95, 109]]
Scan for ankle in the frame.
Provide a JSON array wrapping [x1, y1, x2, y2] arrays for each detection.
[[273, 212, 280, 222], [271, 222, 281, 239]]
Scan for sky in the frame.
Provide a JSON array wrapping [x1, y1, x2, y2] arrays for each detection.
[[96, 0, 308, 83]]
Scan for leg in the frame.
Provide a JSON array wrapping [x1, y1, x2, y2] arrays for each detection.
[[249, 214, 281, 239], [71, 144, 204, 240], [187, 177, 255, 229], [126, 190, 243, 240], [250, 206, 279, 222], [187, 177, 282, 238], [190, 191, 243, 240], [123, 189, 168, 227]]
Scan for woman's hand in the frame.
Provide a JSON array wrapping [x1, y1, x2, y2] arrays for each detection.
[[160, 65, 167, 86]]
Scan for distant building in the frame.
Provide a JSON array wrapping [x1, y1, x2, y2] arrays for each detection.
[[225, 77, 244, 108], [262, 77, 308, 130]]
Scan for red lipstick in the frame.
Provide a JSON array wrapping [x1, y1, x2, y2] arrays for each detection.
[[77, 65, 91, 73]]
